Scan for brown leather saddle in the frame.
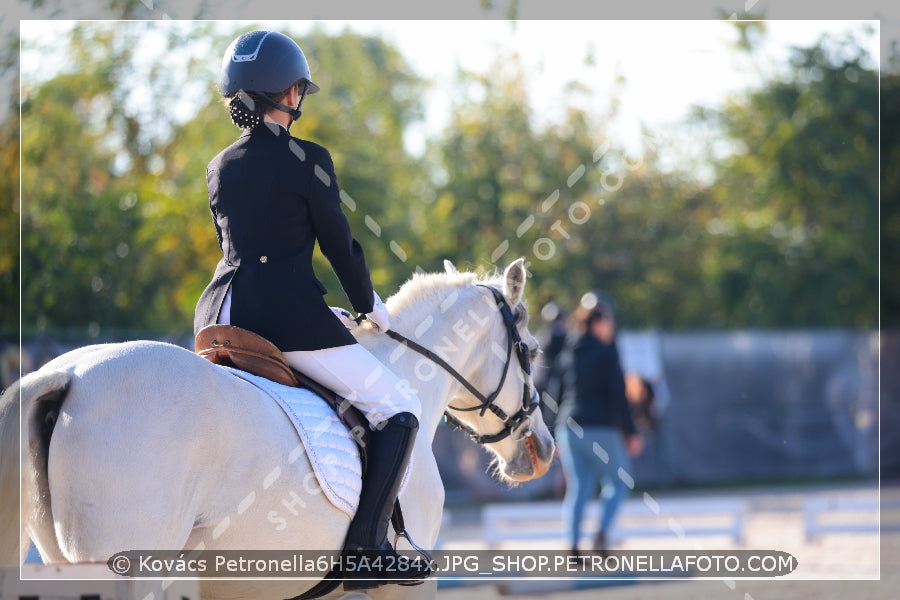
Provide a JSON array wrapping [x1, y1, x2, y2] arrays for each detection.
[[194, 324, 370, 463]]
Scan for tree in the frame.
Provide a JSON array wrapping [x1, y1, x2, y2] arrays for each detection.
[[0, 30, 18, 335], [696, 32, 879, 327], [18, 22, 428, 336], [293, 26, 428, 298], [420, 53, 607, 302], [14, 21, 884, 337]]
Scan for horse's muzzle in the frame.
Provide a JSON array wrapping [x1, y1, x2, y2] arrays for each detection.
[[506, 432, 554, 482]]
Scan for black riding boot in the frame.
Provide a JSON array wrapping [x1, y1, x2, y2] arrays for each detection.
[[342, 412, 432, 590]]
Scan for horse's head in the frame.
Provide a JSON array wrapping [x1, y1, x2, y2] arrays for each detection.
[[435, 258, 555, 484]]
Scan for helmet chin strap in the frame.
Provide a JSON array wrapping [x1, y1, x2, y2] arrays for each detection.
[[259, 81, 309, 131], [288, 81, 309, 130]]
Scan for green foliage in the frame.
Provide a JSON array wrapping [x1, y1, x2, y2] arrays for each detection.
[[291, 26, 428, 298], [19, 22, 234, 336], [17, 22, 428, 336], [696, 34, 879, 327], [12, 22, 885, 338], [0, 31, 18, 335], [423, 30, 879, 330]]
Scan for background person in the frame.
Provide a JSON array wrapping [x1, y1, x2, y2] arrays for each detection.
[[556, 293, 643, 555], [534, 300, 570, 431]]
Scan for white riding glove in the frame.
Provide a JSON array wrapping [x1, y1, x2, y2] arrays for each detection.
[[330, 306, 359, 330], [366, 290, 390, 332]]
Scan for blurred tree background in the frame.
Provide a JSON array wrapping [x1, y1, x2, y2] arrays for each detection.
[[3, 19, 891, 340]]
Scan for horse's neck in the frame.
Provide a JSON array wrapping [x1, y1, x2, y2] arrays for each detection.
[[357, 284, 489, 442]]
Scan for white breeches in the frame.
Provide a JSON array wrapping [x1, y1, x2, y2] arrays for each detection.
[[285, 346, 422, 428], [218, 287, 420, 427]]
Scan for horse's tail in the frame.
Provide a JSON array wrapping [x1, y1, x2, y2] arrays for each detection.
[[0, 370, 70, 567]]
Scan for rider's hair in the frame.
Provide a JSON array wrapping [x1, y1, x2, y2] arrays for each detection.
[[224, 82, 298, 129], [573, 304, 611, 333]]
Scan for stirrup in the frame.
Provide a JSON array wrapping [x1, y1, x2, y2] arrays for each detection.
[[341, 532, 432, 591], [340, 548, 432, 591], [392, 527, 433, 586]]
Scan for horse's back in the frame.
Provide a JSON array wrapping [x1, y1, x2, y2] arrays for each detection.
[[34, 340, 248, 415], [38, 340, 212, 381], [32, 339, 348, 570]]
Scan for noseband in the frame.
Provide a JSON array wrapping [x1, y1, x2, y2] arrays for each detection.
[[384, 285, 539, 444]]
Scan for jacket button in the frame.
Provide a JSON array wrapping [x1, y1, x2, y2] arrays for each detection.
[[259, 255, 268, 263]]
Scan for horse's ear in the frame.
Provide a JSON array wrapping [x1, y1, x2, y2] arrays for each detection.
[[444, 260, 459, 275], [503, 258, 527, 305]]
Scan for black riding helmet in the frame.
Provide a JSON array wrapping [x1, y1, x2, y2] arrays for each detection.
[[221, 30, 319, 96], [221, 30, 319, 124]]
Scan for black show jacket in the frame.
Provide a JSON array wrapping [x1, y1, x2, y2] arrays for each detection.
[[194, 123, 374, 351]]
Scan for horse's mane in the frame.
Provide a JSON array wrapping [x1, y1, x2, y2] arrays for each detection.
[[386, 268, 504, 316]]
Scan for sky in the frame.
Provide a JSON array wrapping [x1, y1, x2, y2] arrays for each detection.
[[20, 20, 880, 160]]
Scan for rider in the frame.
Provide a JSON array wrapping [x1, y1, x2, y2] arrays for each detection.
[[193, 29, 430, 589]]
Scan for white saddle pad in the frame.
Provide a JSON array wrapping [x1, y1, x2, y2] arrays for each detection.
[[222, 366, 363, 517]]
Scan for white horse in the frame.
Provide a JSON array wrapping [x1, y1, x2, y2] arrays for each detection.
[[0, 258, 555, 600]]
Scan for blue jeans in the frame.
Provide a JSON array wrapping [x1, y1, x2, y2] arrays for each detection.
[[556, 424, 632, 547]]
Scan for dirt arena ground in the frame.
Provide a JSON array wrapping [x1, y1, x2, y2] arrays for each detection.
[[435, 482, 898, 600]]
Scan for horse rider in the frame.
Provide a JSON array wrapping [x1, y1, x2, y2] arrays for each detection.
[[193, 29, 430, 589]]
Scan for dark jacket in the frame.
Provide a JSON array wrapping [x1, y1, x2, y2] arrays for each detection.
[[559, 332, 637, 436], [193, 123, 374, 351], [536, 318, 568, 403]]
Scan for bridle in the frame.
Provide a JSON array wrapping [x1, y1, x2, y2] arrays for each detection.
[[383, 285, 540, 444]]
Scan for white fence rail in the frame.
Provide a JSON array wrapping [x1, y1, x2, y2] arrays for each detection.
[[804, 492, 900, 542], [481, 496, 747, 548]]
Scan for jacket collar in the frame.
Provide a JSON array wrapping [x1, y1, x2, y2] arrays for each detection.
[[239, 122, 288, 139]]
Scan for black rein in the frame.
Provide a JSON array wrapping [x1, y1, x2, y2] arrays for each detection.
[[382, 285, 539, 444]]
